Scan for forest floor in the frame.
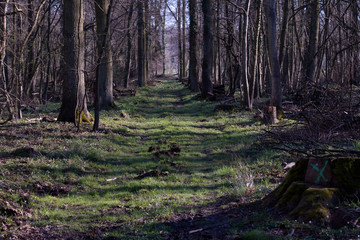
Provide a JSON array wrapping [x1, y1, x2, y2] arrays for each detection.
[[0, 79, 359, 239]]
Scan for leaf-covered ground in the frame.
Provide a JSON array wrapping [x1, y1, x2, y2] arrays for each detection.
[[0, 79, 359, 239]]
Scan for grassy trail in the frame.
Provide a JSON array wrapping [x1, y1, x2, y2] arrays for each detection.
[[1, 79, 281, 239]]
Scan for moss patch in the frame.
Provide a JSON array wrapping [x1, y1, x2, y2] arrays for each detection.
[[274, 159, 308, 199], [332, 157, 360, 192], [275, 181, 308, 211], [290, 187, 338, 221]]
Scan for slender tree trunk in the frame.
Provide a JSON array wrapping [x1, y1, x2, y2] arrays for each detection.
[[145, 0, 150, 80], [177, 0, 183, 80], [25, 0, 35, 98], [188, 0, 199, 91], [201, 0, 214, 98], [0, 0, 15, 121], [162, 0, 167, 75], [124, 2, 133, 89], [95, 0, 114, 108], [225, 2, 234, 95], [302, 0, 320, 83], [278, 0, 289, 66], [93, 0, 114, 131], [43, 0, 52, 104], [181, 0, 186, 78], [242, 0, 251, 109], [214, 0, 220, 85], [137, 0, 146, 87], [351, 0, 359, 85], [264, 0, 282, 108], [251, 0, 262, 101]]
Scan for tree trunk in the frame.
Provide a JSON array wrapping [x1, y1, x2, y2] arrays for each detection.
[[216, 0, 221, 85], [124, 2, 134, 89], [225, 2, 234, 95], [25, 0, 35, 98], [201, 0, 214, 98], [278, 0, 289, 66], [95, 0, 114, 108], [302, 0, 320, 83], [251, 0, 262, 101], [162, 0, 167, 75], [137, 0, 146, 87], [264, 0, 282, 108], [0, 0, 15, 121], [188, 0, 199, 91], [242, 0, 251, 109], [58, 0, 91, 124], [177, 0, 183, 80], [43, 0, 52, 104], [145, 0, 150, 80], [351, 0, 359, 85], [181, 0, 186, 78]]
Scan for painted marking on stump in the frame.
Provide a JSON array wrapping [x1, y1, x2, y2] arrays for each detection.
[[311, 160, 329, 184]]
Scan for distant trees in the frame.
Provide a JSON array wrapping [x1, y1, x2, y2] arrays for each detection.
[[0, 0, 359, 125], [176, 0, 359, 113]]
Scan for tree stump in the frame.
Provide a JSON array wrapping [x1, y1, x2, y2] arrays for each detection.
[[264, 157, 360, 228]]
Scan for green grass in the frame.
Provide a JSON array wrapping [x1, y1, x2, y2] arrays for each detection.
[[0, 79, 335, 239]]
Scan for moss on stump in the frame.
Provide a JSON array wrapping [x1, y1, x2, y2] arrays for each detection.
[[275, 159, 308, 199], [265, 157, 360, 226], [289, 187, 338, 222], [275, 181, 309, 211], [332, 157, 360, 192]]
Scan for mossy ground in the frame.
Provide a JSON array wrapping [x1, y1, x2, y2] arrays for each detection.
[[0, 79, 359, 239]]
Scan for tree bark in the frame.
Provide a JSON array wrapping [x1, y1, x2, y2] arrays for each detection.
[[137, 0, 146, 87], [162, 0, 167, 75], [264, 0, 282, 108], [201, 0, 214, 98], [42, 0, 52, 104], [278, 0, 289, 66], [188, 0, 199, 91], [124, 2, 133, 89], [0, 0, 15, 121], [177, 0, 183, 80], [302, 0, 320, 83], [58, 0, 91, 124], [242, 0, 251, 109], [95, 0, 114, 108], [181, 0, 186, 78], [225, 2, 234, 95]]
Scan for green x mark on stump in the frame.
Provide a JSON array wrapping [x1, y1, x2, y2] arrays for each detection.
[[305, 159, 332, 186]]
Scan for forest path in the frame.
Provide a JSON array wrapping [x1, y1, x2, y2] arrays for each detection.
[[113, 79, 270, 239], [3, 79, 280, 239]]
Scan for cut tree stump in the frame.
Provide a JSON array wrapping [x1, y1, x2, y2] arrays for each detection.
[[264, 157, 360, 228]]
